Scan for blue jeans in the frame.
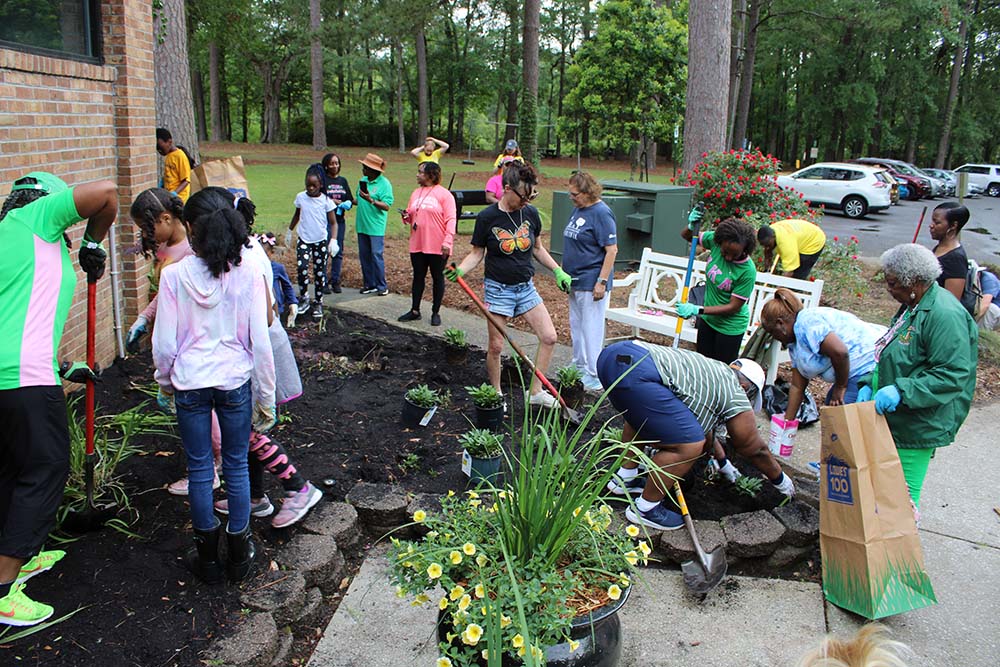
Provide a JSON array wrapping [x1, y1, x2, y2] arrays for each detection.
[[357, 233, 386, 291], [826, 377, 860, 405], [327, 215, 346, 285], [175, 381, 253, 533]]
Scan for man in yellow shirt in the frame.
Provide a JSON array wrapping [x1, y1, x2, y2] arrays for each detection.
[[409, 136, 450, 164], [757, 219, 827, 279], [156, 128, 192, 202]]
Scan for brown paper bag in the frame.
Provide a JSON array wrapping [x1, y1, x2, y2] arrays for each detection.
[[189, 156, 250, 198], [819, 402, 936, 619]]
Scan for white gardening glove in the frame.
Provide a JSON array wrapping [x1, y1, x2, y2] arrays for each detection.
[[284, 229, 294, 248], [328, 238, 340, 257], [286, 303, 299, 328], [252, 403, 277, 432], [126, 315, 148, 353]]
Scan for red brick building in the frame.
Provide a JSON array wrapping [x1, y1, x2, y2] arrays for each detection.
[[1, 0, 156, 373]]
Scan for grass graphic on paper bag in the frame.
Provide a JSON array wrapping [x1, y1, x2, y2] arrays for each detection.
[[823, 555, 936, 619]]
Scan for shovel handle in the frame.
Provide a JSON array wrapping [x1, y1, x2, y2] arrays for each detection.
[[674, 217, 701, 348], [453, 268, 570, 411], [86, 276, 96, 457], [675, 484, 712, 570]]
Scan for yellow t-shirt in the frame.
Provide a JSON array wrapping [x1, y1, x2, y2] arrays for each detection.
[[163, 148, 191, 202], [772, 219, 827, 271], [416, 149, 442, 164]]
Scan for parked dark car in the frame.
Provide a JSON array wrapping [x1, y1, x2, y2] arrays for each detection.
[[852, 158, 931, 199]]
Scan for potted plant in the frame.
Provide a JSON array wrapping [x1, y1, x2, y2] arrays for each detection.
[[389, 403, 657, 667], [555, 365, 585, 410], [402, 384, 443, 428], [458, 428, 504, 487], [465, 383, 505, 432], [444, 327, 470, 366]]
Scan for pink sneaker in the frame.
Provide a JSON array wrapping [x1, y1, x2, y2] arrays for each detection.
[[271, 482, 322, 528], [167, 468, 221, 496]]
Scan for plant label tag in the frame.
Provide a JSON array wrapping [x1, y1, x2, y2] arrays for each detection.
[[461, 449, 472, 477], [419, 406, 437, 427]]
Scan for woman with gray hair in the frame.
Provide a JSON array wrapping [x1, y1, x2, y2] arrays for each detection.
[[858, 243, 977, 512]]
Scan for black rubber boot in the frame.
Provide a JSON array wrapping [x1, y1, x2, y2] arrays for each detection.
[[225, 525, 257, 582], [186, 526, 223, 584]]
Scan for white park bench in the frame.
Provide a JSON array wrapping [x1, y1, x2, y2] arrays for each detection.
[[606, 247, 824, 383]]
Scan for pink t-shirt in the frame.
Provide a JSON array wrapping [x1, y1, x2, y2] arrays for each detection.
[[141, 238, 194, 322], [407, 185, 457, 255], [485, 174, 503, 200]]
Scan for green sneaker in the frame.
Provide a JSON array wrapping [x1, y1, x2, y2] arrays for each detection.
[[16, 550, 66, 584], [0, 583, 54, 626]]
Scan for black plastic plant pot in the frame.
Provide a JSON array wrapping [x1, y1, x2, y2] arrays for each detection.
[[474, 404, 505, 432], [401, 397, 435, 427], [445, 345, 468, 366], [436, 585, 628, 666], [468, 454, 502, 487]]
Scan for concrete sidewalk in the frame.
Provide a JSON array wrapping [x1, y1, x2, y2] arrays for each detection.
[[314, 292, 1000, 666]]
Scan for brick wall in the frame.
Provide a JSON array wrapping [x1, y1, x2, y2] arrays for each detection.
[[0, 0, 156, 377]]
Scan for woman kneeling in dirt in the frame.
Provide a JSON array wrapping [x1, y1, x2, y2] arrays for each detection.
[[446, 161, 571, 409], [597, 341, 795, 531]]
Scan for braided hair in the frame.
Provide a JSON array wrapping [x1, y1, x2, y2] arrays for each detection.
[[713, 217, 757, 259], [129, 188, 185, 258], [1, 176, 70, 247]]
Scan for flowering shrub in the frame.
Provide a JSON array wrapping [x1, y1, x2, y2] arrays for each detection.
[[812, 235, 868, 305], [388, 407, 654, 667], [674, 149, 820, 229]]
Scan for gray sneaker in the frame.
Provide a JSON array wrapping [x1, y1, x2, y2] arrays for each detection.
[[214, 496, 274, 517]]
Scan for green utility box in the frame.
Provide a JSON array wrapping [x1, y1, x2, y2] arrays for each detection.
[[549, 180, 695, 269]]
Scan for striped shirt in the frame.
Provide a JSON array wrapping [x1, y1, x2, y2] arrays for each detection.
[[633, 342, 751, 432]]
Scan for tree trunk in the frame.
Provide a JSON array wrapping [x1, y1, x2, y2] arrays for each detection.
[[310, 0, 326, 150], [682, 0, 731, 170], [935, 2, 970, 168], [154, 0, 200, 162], [504, 2, 520, 143], [732, 0, 762, 151], [520, 0, 540, 164], [256, 55, 292, 144], [192, 68, 207, 142], [727, 0, 748, 146], [208, 41, 223, 143], [415, 27, 429, 143], [396, 40, 406, 152]]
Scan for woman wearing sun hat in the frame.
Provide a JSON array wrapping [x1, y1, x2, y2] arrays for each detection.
[[356, 153, 394, 296], [0, 172, 117, 626]]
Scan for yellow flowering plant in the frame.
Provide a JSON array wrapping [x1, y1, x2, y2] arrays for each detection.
[[388, 402, 661, 666]]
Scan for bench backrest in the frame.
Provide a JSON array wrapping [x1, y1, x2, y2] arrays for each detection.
[[451, 189, 490, 220], [629, 247, 824, 342]]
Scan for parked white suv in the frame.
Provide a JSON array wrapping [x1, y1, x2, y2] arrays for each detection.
[[776, 162, 892, 219], [953, 164, 1000, 197]]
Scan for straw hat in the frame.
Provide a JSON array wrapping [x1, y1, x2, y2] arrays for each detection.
[[359, 153, 386, 172]]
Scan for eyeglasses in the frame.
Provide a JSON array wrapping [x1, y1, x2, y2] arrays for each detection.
[[568, 190, 582, 198], [512, 186, 538, 203]]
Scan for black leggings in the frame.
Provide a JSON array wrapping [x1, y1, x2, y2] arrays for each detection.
[[296, 240, 327, 300], [410, 252, 447, 313], [696, 318, 744, 363], [247, 430, 306, 499]]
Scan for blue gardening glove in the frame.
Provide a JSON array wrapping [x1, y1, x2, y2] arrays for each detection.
[[873, 385, 901, 415], [857, 385, 873, 402], [253, 403, 277, 432], [157, 387, 175, 415], [687, 205, 704, 231], [676, 302, 701, 319], [553, 267, 573, 293], [444, 266, 464, 282], [337, 200, 353, 214], [126, 315, 148, 354], [59, 361, 99, 384], [79, 235, 107, 280]]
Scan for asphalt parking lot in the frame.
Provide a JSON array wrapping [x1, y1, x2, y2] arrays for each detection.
[[817, 195, 1000, 265]]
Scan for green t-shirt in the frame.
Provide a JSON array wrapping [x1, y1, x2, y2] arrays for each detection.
[[0, 189, 82, 389], [699, 230, 756, 336], [355, 174, 394, 236]]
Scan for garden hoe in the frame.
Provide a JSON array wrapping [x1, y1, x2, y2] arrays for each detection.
[[674, 483, 727, 595], [64, 276, 117, 533], [453, 268, 583, 424]]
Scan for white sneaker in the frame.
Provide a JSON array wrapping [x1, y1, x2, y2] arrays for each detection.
[[527, 391, 558, 409], [168, 468, 221, 496]]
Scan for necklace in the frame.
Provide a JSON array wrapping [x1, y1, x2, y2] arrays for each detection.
[[499, 202, 524, 228]]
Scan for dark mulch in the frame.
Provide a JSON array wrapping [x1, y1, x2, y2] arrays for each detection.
[[3, 309, 812, 666]]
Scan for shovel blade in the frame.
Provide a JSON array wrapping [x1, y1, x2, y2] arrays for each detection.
[[681, 547, 727, 595]]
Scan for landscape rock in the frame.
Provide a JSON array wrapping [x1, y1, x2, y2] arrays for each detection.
[[766, 544, 815, 568], [270, 630, 294, 667], [203, 612, 278, 667], [657, 520, 727, 565], [345, 482, 410, 527], [722, 510, 787, 558], [295, 586, 326, 627], [241, 572, 307, 629], [300, 501, 360, 549], [771, 501, 819, 547], [406, 492, 444, 537], [277, 534, 345, 594]]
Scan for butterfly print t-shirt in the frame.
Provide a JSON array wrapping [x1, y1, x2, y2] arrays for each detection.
[[472, 203, 543, 285]]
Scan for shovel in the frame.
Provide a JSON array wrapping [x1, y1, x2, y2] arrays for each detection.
[[64, 276, 117, 533], [453, 269, 583, 424], [674, 483, 727, 595], [673, 202, 704, 349]]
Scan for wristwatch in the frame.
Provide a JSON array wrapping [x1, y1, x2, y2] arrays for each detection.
[[597, 277, 608, 285]]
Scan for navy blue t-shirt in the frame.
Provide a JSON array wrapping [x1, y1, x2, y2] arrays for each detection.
[[561, 200, 617, 291]]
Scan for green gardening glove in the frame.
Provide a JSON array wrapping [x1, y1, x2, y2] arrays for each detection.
[[59, 361, 99, 384], [444, 266, 464, 282], [687, 205, 704, 231], [553, 267, 573, 293], [676, 302, 701, 319]]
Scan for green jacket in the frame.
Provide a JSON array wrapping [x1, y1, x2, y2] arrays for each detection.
[[865, 282, 977, 449]]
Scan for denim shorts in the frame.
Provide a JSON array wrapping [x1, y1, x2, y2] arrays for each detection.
[[483, 278, 543, 318]]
